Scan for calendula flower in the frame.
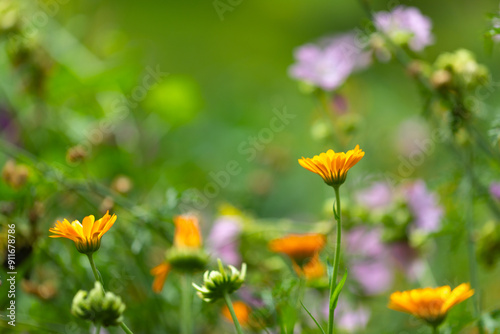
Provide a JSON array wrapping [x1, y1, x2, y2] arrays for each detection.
[[49, 211, 117, 254], [222, 301, 251, 327], [270, 233, 326, 267], [298, 145, 365, 187], [151, 214, 208, 293], [293, 253, 326, 280], [388, 283, 474, 327]]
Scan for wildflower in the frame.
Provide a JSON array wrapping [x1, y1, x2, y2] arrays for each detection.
[[193, 259, 246, 303], [269, 233, 326, 268], [72, 282, 126, 327], [222, 301, 251, 327], [323, 298, 370, 332], [207, 214, 243, 266], [289, 33, 370, 91], [151, 215, 208, 293], [490, 182, 500, 200], [293, 253, 326, 280], [49, 211, 117, 254], [374, 6, 434, 52], [404, 180, 443, 233], [388, 283, 474, 327], [298, 145, 364, 188]]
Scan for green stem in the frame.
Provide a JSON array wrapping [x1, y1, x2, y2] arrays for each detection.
[[181, 275, 193, 334], [87, 254, 105, 292], [463, 148, 485, 334], [432, 325, 439, 334], [328, 186, 342, 334], [119, 322, 134, 334], [95, 324, 101, 334], [223, 291, 244, 334]]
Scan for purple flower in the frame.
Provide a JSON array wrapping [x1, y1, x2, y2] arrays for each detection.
[[404, 180, 443, 233], [289, 33, 370, 91], [374, 6, 434, 52], [323, 298, 370, 332], [355, 182, 394, 210], [207, 215, 242, 266], [389, 241, 424, 281], [345, 227, 394, 295], [490, 182, 500, 200]]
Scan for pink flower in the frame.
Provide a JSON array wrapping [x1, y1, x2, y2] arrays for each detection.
[[207, 216, 242, 266]]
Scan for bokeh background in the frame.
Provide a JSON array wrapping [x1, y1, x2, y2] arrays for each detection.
[[1, 0, 500, 333]]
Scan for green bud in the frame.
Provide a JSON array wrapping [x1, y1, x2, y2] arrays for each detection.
[[192, 259, 246, 303], [167, 248, 208, 274], [71, 282, 126, 327]]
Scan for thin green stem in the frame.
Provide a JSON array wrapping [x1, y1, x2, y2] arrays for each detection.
[[223, 292, 244, 334], [181, 275, 193, 334], [463, 148, 485, 334], [119, 322, 134, 334], [328, 186, 342, 334], [95, 324, 101, 334], [87, 254, 105, 292], [432, 325, 439, 334]]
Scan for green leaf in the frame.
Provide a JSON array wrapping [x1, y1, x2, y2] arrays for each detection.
[[300, 300, 326, 334], [329, 270, 348, 310]]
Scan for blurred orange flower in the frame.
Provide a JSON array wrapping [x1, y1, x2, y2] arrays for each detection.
[[293, 253, 326, 280], [298, 145, 364, 187], [49, 211, 117, 254], [222, 301, 251, 327], [270, 233, 326, 267], [388, 283, 474, 327], [150, 263, 171, 294], [174, 215, 202, 248], [151, 215, 205, 293]]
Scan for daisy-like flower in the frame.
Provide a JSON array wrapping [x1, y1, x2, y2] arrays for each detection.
[[151, 215, 207, 293], [298, 145, 365, 187], [269, 233, 326, 268], [388, 283, 474, 327], [49, 211, 117, 254], [293, 253, 326, 280]]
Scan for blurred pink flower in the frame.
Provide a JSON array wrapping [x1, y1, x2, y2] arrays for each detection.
[[490, 182, 500, 200], [374, 6, 434, 52], [345, 227, 394, 295], [323, 298, 370, 332], [389, 241, 424, 281], [404, 180, 443, 233], [289, 33, 370, 91], [207, 215, 242, 266], [355, 182, 394, 210]]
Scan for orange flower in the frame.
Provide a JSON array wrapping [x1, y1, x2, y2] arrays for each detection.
[[293, 253, 326, 280], [49, 211, 117, 254], [298, 145, 365, 187], [388, 283, 474, 326], [150, 263, 171, 293], [222, 301, 251, 327], [174, 215, 202, 248], [151, 215, 206, 293], [270, 234, 326, 266]]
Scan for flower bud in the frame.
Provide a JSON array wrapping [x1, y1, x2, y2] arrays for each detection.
[[167, 247, 208, 274], [66, 145, 88, 164], [71, 282, 126, 327], [2, 159, 29, 189], [192, 259, 246, 303]]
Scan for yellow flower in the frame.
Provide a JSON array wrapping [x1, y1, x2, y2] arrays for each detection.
[[298, 145, 365, 187], [388, 283, 474, 326], [269, 234, 326, 267], [49, 211, 117, 254]]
